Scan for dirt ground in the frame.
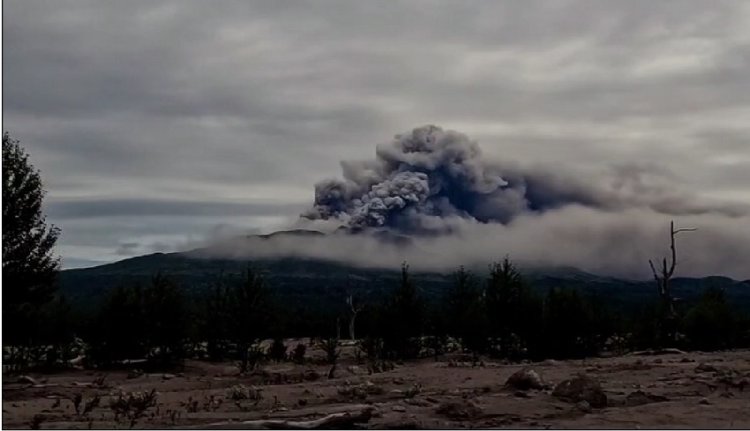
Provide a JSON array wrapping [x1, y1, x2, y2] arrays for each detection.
[[4, 342, 750, 429]]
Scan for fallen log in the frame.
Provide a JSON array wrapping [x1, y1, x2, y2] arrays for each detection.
[[199, 407, 375, 429]]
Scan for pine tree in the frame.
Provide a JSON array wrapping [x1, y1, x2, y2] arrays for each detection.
[[3, 132, 61, 346], [381, 263, 424, 359], [444, 266, 487, 358], [229, 267, 270, 372]]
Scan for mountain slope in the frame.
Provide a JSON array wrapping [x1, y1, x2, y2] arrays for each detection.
[[59, 250, 750, 313]]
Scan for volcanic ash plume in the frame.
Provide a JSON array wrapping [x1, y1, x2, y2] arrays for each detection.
[[303, 125, 575, 232], [301, 125, 747, 234]]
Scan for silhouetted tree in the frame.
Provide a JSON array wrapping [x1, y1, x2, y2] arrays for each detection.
[[682, 287, 737, 351], [533, 287, 613, 359], [648, 220, 696, 346], [3, 132, 61, 351], [485, 257, 533, 358], [202, 276, 231, 361], [381, 263, 424, 359], [143, 273, 187, 368], [346, 294, 364, 340], [228, 267, 270, 372], [444, 266, 487, 358], [87, 285, 147, 367]]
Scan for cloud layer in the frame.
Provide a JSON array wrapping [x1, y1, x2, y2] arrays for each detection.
[[3, 1, 749, 273]]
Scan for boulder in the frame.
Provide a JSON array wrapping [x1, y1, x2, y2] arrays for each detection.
[[552, 374, 607, 408], [435, 399, 483, 420], [576, 400, 592, 413], [505, 368, 545, 390], [303, 369, 321, 381]]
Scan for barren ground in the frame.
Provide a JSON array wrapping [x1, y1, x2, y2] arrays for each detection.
[[4, 343, 750, 429]]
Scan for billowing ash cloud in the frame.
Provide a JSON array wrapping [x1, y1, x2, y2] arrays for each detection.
[[304, 125, 543, 231], [302, 125, 746, 233]]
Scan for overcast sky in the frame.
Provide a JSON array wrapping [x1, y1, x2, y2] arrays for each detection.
[[3, 0, 749, 270]]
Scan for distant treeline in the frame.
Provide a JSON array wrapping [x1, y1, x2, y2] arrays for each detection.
[[5, 258, 750, 372]]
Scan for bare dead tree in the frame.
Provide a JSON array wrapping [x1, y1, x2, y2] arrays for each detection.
[[649, 220, 696, 344], [346, 294, 364, 341]]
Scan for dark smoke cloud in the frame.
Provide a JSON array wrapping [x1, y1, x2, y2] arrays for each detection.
[[302, 125, 746, 233]]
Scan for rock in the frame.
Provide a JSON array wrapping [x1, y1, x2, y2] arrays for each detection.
[[552, 374, 607, 408], [680, 357, 695, 363], [505, 368, 546, 390], [162, 373, 176, 380], [541, 359, 559, 366], [576, 400, 592, 413], [653, 358, 663, 364], [435, 399, 483, 420], [514, 391, 531, 398], [347, 365, 363, 375], [695, 363, 718, 373], [625, 390, 669, 407], [392, 405, 407, 412], [126, 370, 143, 379], [303, 369, 321, 381], [699, 397, 711, 405], [16, 375, 39, 385]]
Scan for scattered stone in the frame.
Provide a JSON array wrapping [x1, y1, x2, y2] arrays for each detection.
[[435, 399, 483, 420], [126, 370, 143, 380], [576, 400, 592, 413], [162, 373, 176, 380], [625, 390, 669, 407], [505, 368, 546, 390], [680, 358, 695, 363], [392, 405, 407, 412], [303, 369, 321, 381], [552, 374, 607, 408], [338, 381, 385, 399], [699, 397, 711, 405], [695, 363, 718, 373], [16, 376, 39, 385]]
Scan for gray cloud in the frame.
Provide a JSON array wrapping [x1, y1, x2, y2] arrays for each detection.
[[46, 198, 305, 219], [197, 207, 750, 280], [3, 0, 749, 272]]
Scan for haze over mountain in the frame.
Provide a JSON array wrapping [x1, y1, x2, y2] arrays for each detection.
[[59, 227, 750, 314]]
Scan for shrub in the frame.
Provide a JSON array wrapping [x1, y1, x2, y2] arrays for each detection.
[[291, 343, 307, 364], [268, 338, 287, 362], [109, 389, 158, 428], [318, 337, 340, 364]]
